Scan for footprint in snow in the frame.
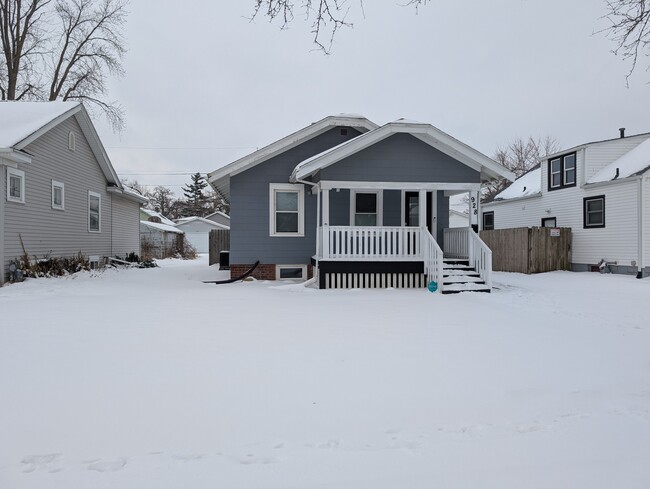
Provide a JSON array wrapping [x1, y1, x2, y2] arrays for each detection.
[[87, 458, 127, 472], [21, 453, 63, 473]]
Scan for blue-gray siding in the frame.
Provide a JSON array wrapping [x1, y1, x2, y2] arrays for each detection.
[[2, 116, 140, 281], [230, 127, 363, 264], [319, 133, 481, 183]]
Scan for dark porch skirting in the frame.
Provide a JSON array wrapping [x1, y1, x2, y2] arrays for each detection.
[[316, 260, 424, 289]]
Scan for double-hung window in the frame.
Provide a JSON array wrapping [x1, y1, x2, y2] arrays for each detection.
[[352, 191, 382, 226], [482, 211, 494, 230], [7, 168, 25, 203], [548, 152, 576, 190], [583, 195, 605, 228], [52, 181, 65, 210], [88, 191, 101, 232], [269, 183, 304, 236]]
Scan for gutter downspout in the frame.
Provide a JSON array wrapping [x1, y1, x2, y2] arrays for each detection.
[[638, 177, 644, 279]]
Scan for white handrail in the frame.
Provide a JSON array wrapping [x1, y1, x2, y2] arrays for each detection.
[[324, 226, 422, 260], [422, 229, 444, 293], [443, 227, 470, 258], [467, 230, 492, 290]]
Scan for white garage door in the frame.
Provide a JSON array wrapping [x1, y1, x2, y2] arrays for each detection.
[[184, 232, 209, 253]]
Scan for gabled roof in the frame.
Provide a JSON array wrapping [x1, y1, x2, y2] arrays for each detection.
[[491, 166, 542, 202], [587, 137, 650, 184], [207, 114, 378, 200], [290, 120, 516, 183], [204, 210, 230, 220], [140, 220, 184, 234], [0, 101, 121, 187], [141, 208, 176, 226], [174, 216, 229, 229]]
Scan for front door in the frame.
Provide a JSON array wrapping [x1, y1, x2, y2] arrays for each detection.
[[404, 192, 434, 234]]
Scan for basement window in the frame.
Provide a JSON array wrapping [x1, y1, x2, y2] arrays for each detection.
[[276, 264, 307, 280]]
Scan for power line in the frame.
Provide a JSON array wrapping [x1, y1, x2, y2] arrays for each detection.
[[118, 172, 212, 175], [106, 146, 257, 150]]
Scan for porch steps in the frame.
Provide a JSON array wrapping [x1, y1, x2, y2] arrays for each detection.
[[442, 259, 490, 294]]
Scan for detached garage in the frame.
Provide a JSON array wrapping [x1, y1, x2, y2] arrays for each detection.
[[174, 216, 229, 253]]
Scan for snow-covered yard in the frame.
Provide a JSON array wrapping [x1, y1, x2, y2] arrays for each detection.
[[1, 256, 649, 488]]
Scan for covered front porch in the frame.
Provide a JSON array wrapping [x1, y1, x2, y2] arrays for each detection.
[[313, 181, 492, 292]]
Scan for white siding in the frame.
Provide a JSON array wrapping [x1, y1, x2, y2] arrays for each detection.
[[3, 117, 126, 272], [485, 153, 641, 268], [583, 135, 649, 183]]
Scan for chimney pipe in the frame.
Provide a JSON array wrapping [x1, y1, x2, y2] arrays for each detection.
[[619, 127, 625, 138]]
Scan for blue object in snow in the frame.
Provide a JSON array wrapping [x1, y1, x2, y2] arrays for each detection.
[[428, 281, 438, 292]]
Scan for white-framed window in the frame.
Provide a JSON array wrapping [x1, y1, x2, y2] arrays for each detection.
[[583, 195, 605, 228], [52, 180, 65, 210], [68, 131, 76, 151], [269, 183, 304, 236], [276, 264, 307, 280], [482, 211, 494, 230], [7, 167, 25, 203], [88, 191, 101, 232], [350, 190, 382, 226]]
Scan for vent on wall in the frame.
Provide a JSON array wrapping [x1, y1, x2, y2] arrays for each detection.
[[68, 131, 76, 151], [340, 128, 348, 136]]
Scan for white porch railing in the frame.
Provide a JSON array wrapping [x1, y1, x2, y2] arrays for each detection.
[[444, 227, 493, 289], [322, 226, 422, 260], [422, 229, 444, 292]]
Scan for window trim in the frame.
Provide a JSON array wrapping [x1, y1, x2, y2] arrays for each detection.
[[269, 183, 305, 237], [7, 167, 26, 203], [482, 211, 494, 230], [541, 217, 556, 228], [276, 264, 307, 281], [350, 190, 383, 226], [88, 191, 101, 233], [583, 195, 605, 229], [548, 152, 577, 191], [52, 180, 65, 210]]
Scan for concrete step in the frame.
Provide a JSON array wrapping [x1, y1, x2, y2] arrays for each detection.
[[443, 275, 485, 284], [442, 282, 491, 294]]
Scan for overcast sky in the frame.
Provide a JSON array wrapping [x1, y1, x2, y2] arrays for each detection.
[[95, 0, 650, 196]]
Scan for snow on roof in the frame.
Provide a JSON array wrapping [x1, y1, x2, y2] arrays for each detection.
[[0, 101, 80, 148], [205, 211, 230, 220], [140, 220, 183, 234], [141, 208, 176, 226], [174, 216, 229, 229], [587, 137, 650, 184], [493, 167, 542, 201]]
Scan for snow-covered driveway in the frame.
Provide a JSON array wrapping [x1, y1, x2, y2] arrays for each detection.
[[1, 256, 649, 488]]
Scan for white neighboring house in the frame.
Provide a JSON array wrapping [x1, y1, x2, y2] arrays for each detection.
[[140, 208, 184, 258], [448, 193, 471, 228], [482, 130, 650, 278], [204, 210, 230, 227], [174, 216, 229, 254]]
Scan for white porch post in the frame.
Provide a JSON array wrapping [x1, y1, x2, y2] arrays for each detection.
[[322, 188, 330, 259], [418, 189, 427, 229]]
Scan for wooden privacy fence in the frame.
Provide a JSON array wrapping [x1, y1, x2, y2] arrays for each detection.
[[479, 227, 571, 274], [208, 229, 230, 266]]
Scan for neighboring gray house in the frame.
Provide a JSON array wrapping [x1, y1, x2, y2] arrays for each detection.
[[482, 130, 650, 277], [174, 216, 228, 253], [204, 210, 230, 227], [208, 115, 514, 292], [139, 208, 184, 258], [0, 101, 147, 284]]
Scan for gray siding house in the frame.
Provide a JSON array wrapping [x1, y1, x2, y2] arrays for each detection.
[[208, 115, 514, 292], [0, 101, 147, 284], [204, 211, 230, 227]]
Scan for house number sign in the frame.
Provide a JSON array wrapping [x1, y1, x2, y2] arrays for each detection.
[[471, 195, 477, 215]]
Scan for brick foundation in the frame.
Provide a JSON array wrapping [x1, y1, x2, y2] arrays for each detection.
[[230, 264, 314, 281]]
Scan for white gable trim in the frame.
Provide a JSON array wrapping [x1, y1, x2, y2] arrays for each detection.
[[207, 115, 378, 184], [291, 122, 515, 183]]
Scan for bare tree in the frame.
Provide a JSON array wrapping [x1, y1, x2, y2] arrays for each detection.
[[250, 0, 429, 52], [0, 0, 127, 130], [148, 185, 175, 216], [603, 0, 650, 82], [483, 135, 560, 202]]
